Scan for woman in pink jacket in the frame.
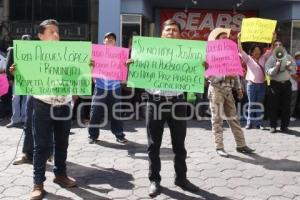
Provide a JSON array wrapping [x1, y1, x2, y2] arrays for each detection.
[[238, 33, 275, 130]]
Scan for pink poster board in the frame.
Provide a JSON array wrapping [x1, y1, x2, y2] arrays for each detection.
[[0, 74, 9, 96], [92, 44, 129, 80], [205, 39, 243, 77]]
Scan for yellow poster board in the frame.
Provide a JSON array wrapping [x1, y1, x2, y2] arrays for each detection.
[[241, 18, 277, 43]]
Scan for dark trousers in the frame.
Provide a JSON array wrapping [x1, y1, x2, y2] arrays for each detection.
[[22, 96, 34, 158], [32, 98, 71, 185], [23, 96, 53, 159], [88, 87, 124, 140], [146, 96, 187, 182], [268, 80, 292, 129]]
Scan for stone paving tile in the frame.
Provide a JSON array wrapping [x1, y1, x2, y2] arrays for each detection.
[[268, 197, 292, 200], [227, 177, 250, 189], [1, 120, 300, 200], [283, 185, 300, 196]]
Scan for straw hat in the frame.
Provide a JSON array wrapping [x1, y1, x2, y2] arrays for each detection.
[[208, 27, 231, 41], [294, 51, 300, 58]]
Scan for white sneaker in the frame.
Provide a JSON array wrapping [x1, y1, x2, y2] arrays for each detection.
[[290, 117, 296, 121]]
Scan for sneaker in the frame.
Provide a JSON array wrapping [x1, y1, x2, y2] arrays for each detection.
[[53, 175, 77, 188], [280, 127, 291, 133], [174, 178, 199, 192], [148, 181, 161, 197], [245, 124, 252, 129], [88, 138, 97, 144], [257, 125, 266, 130], [116, 136, 128, 143], [216, 148, 229, 157], [236, 146, 255, 154], [6, 122, 22, 128], [270, 127, 276, 133], [30, 184, 46, 200], [290, 117, 296, 121], [13, 155, 32, 165]]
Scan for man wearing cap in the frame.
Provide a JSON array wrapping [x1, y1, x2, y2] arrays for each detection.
[[265, 40, 297, 133], [206, 27, 255, 157], [88, 32, 128, 144]]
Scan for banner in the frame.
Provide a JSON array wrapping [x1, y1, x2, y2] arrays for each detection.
[[13, 40, 92, 95], [160, 9, 256, 41], [241, 17, 277, 43], [127, 36, 206, 93], [0, 74, 9, 96], [92, 44, 129, 80], [205, 39, 243, 77]]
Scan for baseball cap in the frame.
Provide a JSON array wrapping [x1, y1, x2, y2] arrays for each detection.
[[104, 32, 116, 40]]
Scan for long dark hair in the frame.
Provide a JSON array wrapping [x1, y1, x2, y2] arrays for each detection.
[[248, 44, 263, 56]]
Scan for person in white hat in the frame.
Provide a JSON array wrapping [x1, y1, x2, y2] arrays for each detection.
[[206, 27, 255, 157], [289, 51, 300, 121]]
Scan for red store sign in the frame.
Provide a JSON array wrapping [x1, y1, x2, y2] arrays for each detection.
[[160, 9, 256, 40]]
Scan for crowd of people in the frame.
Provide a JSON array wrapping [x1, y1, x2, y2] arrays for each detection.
[[0, 18, 299, 200]]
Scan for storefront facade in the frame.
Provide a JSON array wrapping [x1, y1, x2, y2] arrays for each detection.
[[1, 0, 300, 54], [99, 0, 300, 54], [0, 0, 99, 51]]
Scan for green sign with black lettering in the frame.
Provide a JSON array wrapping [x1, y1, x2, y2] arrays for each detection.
[[127, 36, 206, 93], [13, 40, 92, 95]]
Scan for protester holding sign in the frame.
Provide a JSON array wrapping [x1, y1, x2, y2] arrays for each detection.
[[9, 35, 54, 166], [5, 35, 31, 128], [26, 19, 76, 200], [265, 40, 297, 133], [206, 27, 255, 158], [88, 32, 128, 144], [237, 32, 276, 130], [128, 19, 200, 197]]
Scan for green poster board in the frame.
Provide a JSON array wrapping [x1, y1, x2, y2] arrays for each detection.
[[127, 36, 206, 93], [13, 40, 92, 95]]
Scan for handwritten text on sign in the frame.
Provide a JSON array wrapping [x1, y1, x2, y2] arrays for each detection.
[[92, 44, 129, 80], [13, 40, 92, 95], [0, 74, 9, 96], [241, 17, 277, 43], [127, 36, 206, 93], [205, 39, 243, 77]]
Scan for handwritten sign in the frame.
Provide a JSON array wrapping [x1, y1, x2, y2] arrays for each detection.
[[241, 17, 277, 43], [127, 36, 206, 93], [92, 44, 129, 80], [0, 74, 9, 96], [13, 40, 92, 95], [205, 39, 243, 77]]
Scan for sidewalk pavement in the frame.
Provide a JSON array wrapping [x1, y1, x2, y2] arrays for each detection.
[[0, 119, 300, 200]]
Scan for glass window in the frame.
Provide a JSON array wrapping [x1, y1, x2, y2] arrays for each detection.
[[277, 21, 292, 53], [9, 0, 88, 22], [121, 14, 142, 48], [292, 21, 300, 56]]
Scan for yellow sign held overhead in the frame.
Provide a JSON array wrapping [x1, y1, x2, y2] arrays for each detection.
[[241, 17, 277, 43]]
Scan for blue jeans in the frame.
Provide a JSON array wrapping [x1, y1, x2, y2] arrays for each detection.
[[32, 98, 71, 185], [88, 87, 124, 140], [246, 82, 266, 126], [10, 93, 27, 123]]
